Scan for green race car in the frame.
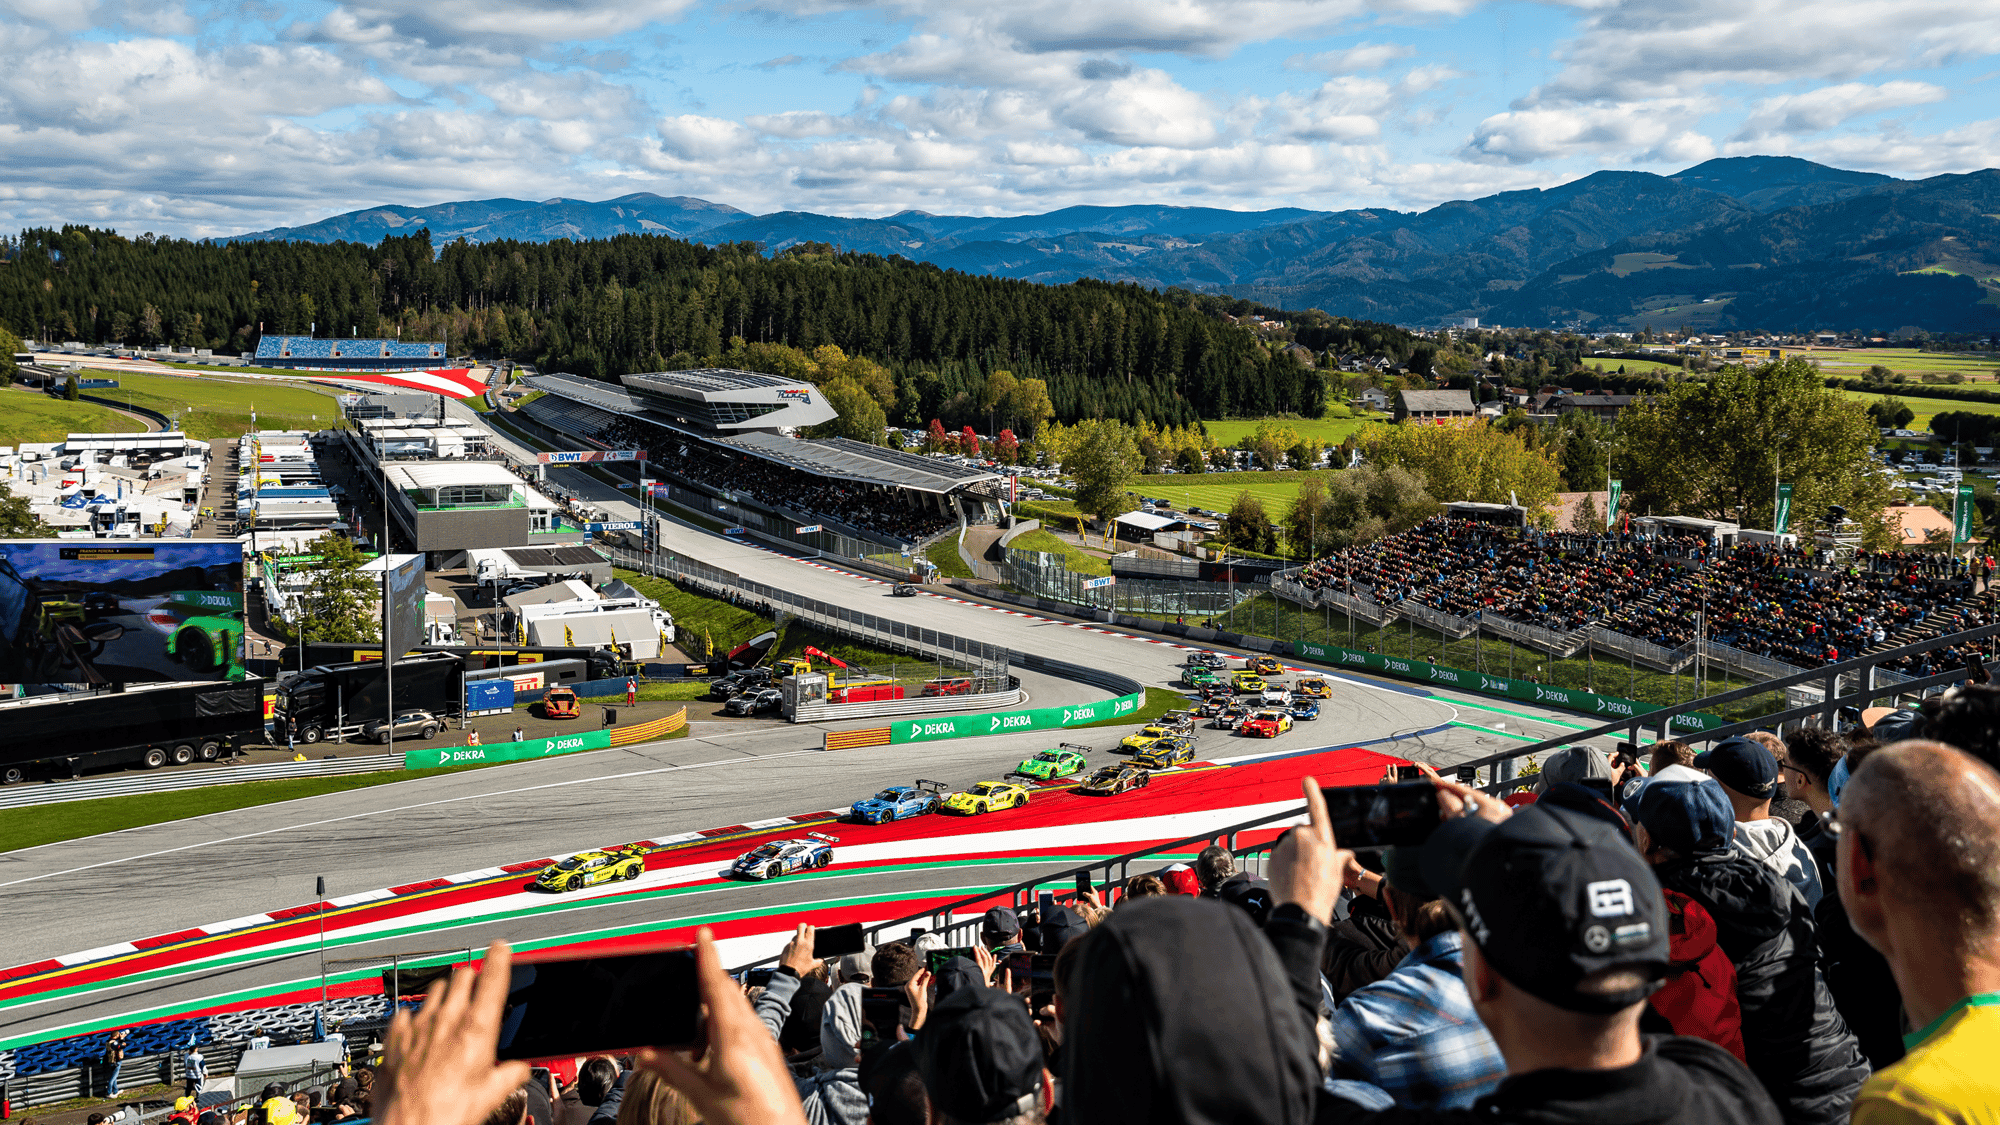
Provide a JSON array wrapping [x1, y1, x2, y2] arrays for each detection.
[[1011, 746, 1087, 781], [1181, 667, 1222, 689]]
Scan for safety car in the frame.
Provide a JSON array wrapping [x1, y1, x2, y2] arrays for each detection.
[[729, 834, 837, 880]]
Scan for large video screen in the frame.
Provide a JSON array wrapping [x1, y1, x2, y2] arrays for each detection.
[[383, 553, 427, 652], [0, 541, 247, 686]]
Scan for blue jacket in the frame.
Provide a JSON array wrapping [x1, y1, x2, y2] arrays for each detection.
[[1326, 930, 1506, 1109]]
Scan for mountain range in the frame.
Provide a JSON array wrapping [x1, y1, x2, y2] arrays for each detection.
[[228, 156, 2000, 331]]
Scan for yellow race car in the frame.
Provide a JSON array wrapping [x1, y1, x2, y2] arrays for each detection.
[[532, 845, 646, 892], [1134, 737, 1197, 769], [1232, 671, 1266, 693], [1248, 655, 1284, 676], [1295, 677, 1332, 699], [1120, 724, 1176, 751], [941, 780, 1031, 815]]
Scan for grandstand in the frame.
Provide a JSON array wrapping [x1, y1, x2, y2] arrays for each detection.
[[1291, 514, 1996, 673], [254, 335, 449, 372], [517, 370, 1001, 547]]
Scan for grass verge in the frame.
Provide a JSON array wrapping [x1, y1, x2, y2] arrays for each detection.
[[925, 537, 973, 579], [82, 369, 349, 438], [1005, 529, 1112, 575], [1199, 416, 1383, 447], [1069, 687, 1188, 729], [0, 388, 138, 444], [613, 568, 913, 669], [0, 764, 498, 855]]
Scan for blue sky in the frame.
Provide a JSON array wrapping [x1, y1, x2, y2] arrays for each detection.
[[1, 0, 1995, 238]]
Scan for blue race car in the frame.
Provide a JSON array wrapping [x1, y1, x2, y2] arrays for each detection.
[[729, 833, 838, 880], [1288, 699, 1321, 721], [849, 780, 948, 824]]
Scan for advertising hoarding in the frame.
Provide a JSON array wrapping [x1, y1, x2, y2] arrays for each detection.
[[536, 450, 647, 464], [0, 540, 248, 685]]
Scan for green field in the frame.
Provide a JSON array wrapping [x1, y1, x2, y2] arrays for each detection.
[[1136, 468, 1335, 521], [1200, 415, 1382, 448], [0, 388, 140, 446], [613, 568, 913, 668], [1584, 356, 1686, 376], [1808, 348, 2000, 380], [1005, 528, 1112, 574], [81, 369, 350, 438], [1840, 388, 2000, 432]]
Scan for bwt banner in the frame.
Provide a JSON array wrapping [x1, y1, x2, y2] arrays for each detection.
[[1292, 640, 1724, 733], [537, 450, 647, 464], [889, 690, 1142, 743]]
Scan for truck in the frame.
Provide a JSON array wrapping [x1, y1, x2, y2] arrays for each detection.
[[519, 598, 674, 661], [282, 643, 625, 682], [773, 646, 905, 704], [271, 652, 464, 744], [0, 680, 266, 783]]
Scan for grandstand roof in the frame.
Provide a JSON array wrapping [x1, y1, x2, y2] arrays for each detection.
[[527, 372, 646, 414], [714, 431, 999, 494], [620, 368, 837, 432]]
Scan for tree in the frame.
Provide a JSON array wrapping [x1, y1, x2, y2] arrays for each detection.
[[286, 532, 379, 644], [1615, 358, 1894, 542], [1289, 463, 1437, 556], [1287, 439, 1318, 470], [925, 418, 950, 453], [64, 374, 79, 401], [1176, 445, 1206, 474], [961, 426, 980, 459], [1224, 491, 1275, 553], [1569, 492, 1603, 533], [1062, 418, 1143, 523], [1363, 420, 1560, 508], [808, 376, 887, 444], [1867, 397, 1915, 430], [0, 322, 19, 386], [0, 480, 53, 537], [995, 428, 1019, 464]]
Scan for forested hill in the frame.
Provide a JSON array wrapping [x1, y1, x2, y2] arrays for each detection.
[[0, 226, 1413, 428]]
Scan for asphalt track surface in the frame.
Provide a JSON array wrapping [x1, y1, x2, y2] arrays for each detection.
[[0, 461, 1626, 1045]]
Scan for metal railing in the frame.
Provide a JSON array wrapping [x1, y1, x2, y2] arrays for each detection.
[[0, 753, 405, 810], [1396, 601, 1479, 640], [1582, 626, 1696, 672], [1479, 614, 1586, 657], [1699, 638, 1809, 683]]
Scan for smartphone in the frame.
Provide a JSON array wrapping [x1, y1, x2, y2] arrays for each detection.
[[1074, 870, 1093, 898], [859, 985, 904, 1042], [1391, 764, 1425, 782], [529, 1067, 552, 1093], [1037, 891, 1055, 916], [741, 968, 776, 988], [1320, 782, 1438, 849], [999, 951, 1033, 992], [493, 944, 700, 1057], [925, 947, 981, 974], [815, 922, 868, 958]]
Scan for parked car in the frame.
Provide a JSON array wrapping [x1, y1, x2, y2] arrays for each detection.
[[361, 708, 442, 744]]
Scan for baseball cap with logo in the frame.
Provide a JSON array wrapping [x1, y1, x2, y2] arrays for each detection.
[[1420, 803, 1670, 1014], [1692, 736, 1779, 800]]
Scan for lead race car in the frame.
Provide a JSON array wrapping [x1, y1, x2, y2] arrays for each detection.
[[729, 833, 838, 880]]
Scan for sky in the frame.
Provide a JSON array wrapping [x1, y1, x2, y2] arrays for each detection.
[[1, 0, 1996, 239]]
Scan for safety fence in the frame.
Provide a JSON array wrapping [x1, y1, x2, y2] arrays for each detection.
[[792, 684, 1026, 724], [998, 550, 1252, 617], [0, 753, 404, 811]]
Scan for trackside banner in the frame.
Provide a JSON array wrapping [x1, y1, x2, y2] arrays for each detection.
[[890, 690, 1143, 743], [404, 729, 611, 769], [1292, 640, 1724, 733]]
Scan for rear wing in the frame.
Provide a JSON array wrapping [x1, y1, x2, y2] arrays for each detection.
[[1056, 743, 1091, 753], [913, 779, 949, 793], [806, 831, 840, 844]]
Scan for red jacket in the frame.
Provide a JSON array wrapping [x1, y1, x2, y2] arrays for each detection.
[[1649, 889, 1747, 1061]]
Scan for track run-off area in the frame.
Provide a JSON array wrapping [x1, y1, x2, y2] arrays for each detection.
[[0, 501, 1640, 1049]]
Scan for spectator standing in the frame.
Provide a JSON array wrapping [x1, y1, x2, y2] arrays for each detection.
[[1838, 741, 2000, 1123], [1631, 765, 1870, 1124], [1323, 847, 1506, 1109], [980, 908, 1026, 955], [247, 1028, 272, 1051], [1782, 729, 1906, 1069], [1320, 853, 1406, 1000], [185, 1042, 208, 1095], [560, 1058, 617, 1125], [611, 1070, 697, 1125], [104, 1028, 128, 1097], [914, 986, 1053, 1125], [1701, 737, 1824, 907]]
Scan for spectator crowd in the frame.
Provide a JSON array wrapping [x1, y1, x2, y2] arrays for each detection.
[[357, 685, 2000, 1125], [1295, 518, 1994, 668]]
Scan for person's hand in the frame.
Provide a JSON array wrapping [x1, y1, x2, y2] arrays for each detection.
[[1339, 851, 1382, 899], [902, 968, 933, 1031], [1269, 777, 1347, 924], [1429, 772, 1512, 824], [374, 941, 531, 1125], [636, 930, 808, 1125], [972, 945, 998, 986], [777, 923, 816, 976]]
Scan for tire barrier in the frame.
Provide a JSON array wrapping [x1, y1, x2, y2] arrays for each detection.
[[823, 726, 892, 750], [608, 706, 688, 746]]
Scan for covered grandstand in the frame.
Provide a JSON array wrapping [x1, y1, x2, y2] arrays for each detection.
[[517, 370, 1001, 547], [254, 335, 449, 372]]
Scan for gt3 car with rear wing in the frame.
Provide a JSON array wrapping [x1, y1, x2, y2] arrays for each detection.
[[729, 833, 838, 880]]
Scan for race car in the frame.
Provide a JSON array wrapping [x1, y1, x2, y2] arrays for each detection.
[[1180, 667, 1222, 689], [1211, 703, 1248, 730], [1012, 746, 1088, 780], [1133, 738, 1197, 769], [1159, 710, 1198, 734], [1195, 696, 1228, 718], [849, 780, 947, 823], [1239, 710, 1293, 738], [941, 781, 1031, 815], [1076, 763, 1152, 796], [729, 834, 838, 880], [1259, 684, 1291, 706], [1248, 655, 1284, 676], [1295, 677, 1332, 699], [166, 614, 246, 679], [1120, 724, 1178, 751], [1187, 651, 1227, 669], [532, 845, 647, 892], [1288, 698, 1321, 721], [1232, 671, 1266, 694], [541, 686, 580, 719]]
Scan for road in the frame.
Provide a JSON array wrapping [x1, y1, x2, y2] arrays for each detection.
[[0, 419, 1629, 1046]]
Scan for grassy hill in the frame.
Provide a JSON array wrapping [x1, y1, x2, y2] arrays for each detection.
[[0, 387, 139, 446], [81, 370, 349, 438]]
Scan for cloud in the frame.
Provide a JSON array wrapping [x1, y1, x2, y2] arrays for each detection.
[[1287, 41, 1416, 72], [1731, 80, 1947, 141], [755, 54, 805, 69], [301, 0, 702, 51], [1463, 100, 1716, 164], [656, 113, 756, 159]]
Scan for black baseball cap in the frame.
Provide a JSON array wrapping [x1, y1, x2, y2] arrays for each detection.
[[1421, 804, 1669, 1014], [981, 906, 1020, 943], [914, 986, 1044, 1123], [1694, 736, 1779, 800]]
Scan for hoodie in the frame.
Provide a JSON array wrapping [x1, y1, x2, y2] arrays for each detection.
[[1733, 817, 1824, 909], [794, 983, 869, 1125]]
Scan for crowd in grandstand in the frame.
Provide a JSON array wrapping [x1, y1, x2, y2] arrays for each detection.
[[353, 689, 2000, 1125], [1296, 517, 1995, 668]]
